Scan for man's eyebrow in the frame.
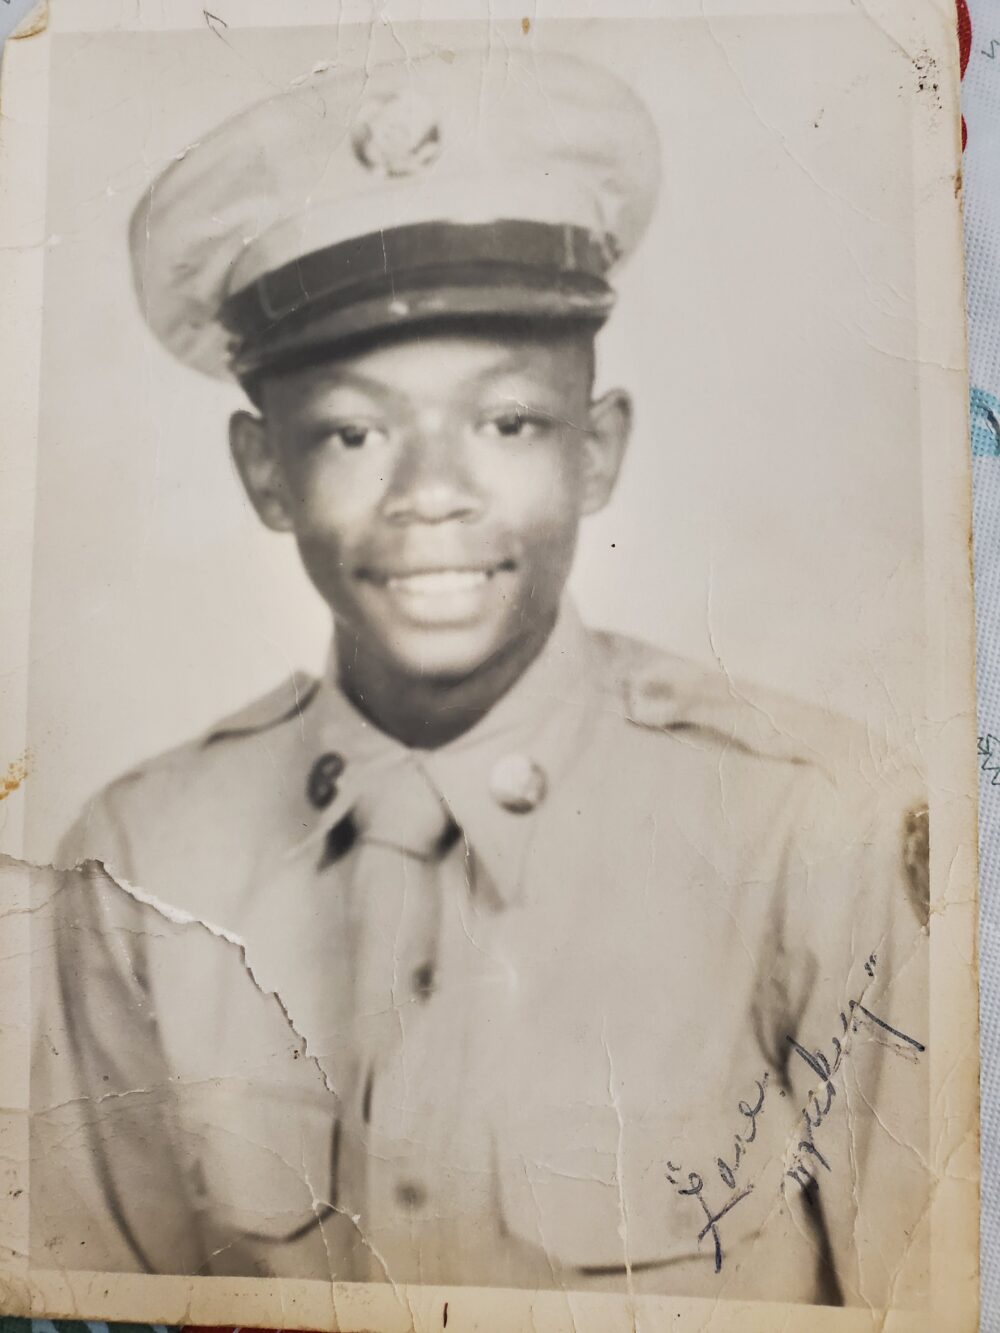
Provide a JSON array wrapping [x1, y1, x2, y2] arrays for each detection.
[[462, 350, 556, 384], [289, 353, 560, 408], [296, 368, 398, 398], [279, 372, 405, 425]]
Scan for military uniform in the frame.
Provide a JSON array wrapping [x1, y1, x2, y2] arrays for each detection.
[[32, 608, 927, 1301], [30, 46, 929, 1306]]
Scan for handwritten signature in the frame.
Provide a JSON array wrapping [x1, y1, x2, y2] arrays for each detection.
[[668, 950, 925, 1273], [785, 961, 925, 1191], [666, 1071, 768, 1274]]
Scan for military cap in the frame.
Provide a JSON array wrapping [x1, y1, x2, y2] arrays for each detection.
[[129, 48, 661, 380]]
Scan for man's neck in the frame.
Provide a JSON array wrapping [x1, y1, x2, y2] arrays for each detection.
[[334, 617, 558, 750]]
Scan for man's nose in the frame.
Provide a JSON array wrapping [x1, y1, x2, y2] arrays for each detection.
[[380, 432, 484, 525]]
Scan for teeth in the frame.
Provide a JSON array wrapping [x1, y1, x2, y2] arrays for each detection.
[[387, 569, 491, 594]]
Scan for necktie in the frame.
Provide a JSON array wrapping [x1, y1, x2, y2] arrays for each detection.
[[323, 757, 499, 1279], [233, 753, 500, 1277], [333, 758, 462, 1065]]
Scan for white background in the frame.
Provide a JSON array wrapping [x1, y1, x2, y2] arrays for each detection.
[[24, 14, 922, 860]]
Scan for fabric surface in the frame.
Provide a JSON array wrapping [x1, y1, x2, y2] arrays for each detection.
[[967, 0, 1000, 1327]]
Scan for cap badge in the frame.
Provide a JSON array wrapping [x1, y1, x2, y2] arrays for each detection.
[[351, 91, 442, 178]]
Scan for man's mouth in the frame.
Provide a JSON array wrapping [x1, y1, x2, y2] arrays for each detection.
[[365, 560, 515, 594], [386, 569, 492, 594], [357, 559, 517, 625]]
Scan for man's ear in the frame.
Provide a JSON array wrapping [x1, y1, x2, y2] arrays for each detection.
[[580, 389, 632, 515], [229, 410, 296, 532]]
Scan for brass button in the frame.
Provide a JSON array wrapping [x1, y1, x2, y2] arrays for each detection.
[[489, 754, 546, 814], [307, 752, 345, 809]]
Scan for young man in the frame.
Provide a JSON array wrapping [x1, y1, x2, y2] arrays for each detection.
[[32, 46, 928, 1305]]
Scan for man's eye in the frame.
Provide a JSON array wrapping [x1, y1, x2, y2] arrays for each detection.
[[482, 410, 547, 439], [330, 423, 385, 449]]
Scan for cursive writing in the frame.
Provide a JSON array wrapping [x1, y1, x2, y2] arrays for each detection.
[[666, 1071, 769, 1273], [785, 957, 925, 1191]]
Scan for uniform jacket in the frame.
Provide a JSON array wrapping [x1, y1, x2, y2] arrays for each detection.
[[31, 607, 929, 1304]]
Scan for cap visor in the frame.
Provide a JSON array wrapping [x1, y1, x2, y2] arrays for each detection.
[[232, 280, 613, 378]]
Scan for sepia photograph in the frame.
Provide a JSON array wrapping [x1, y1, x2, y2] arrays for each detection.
[[0, 1, 978, 1329]]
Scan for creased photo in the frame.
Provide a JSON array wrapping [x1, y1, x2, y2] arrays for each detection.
[[0, 1, 977, 1329]]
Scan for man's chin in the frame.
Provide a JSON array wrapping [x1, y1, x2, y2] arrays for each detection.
[[383, 625, 515, 684], [371, 611, 555, 687]]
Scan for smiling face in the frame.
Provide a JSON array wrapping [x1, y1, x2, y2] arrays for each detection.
[[230, 323, 630, 696]]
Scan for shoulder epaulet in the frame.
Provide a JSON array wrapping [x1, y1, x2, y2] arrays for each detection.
[[593, 631, 834, 770], [202, 671, 320, 746]]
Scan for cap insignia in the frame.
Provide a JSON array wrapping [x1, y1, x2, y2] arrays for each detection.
[[351, 91, 442, 178]]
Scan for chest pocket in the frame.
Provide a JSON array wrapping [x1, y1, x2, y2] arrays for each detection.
[[145, 913, 368, 1277], [497, 1096, 640, 1270], [177, 1077, 371, 1279], [493, 1062, 805, 1287], [485, 951, 800, 1283]]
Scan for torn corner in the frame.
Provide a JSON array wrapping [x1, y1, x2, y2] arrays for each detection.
[[10, 2, 49, 40]]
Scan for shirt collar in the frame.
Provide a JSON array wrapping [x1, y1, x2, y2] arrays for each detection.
[[293, 603, 602, 906]]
